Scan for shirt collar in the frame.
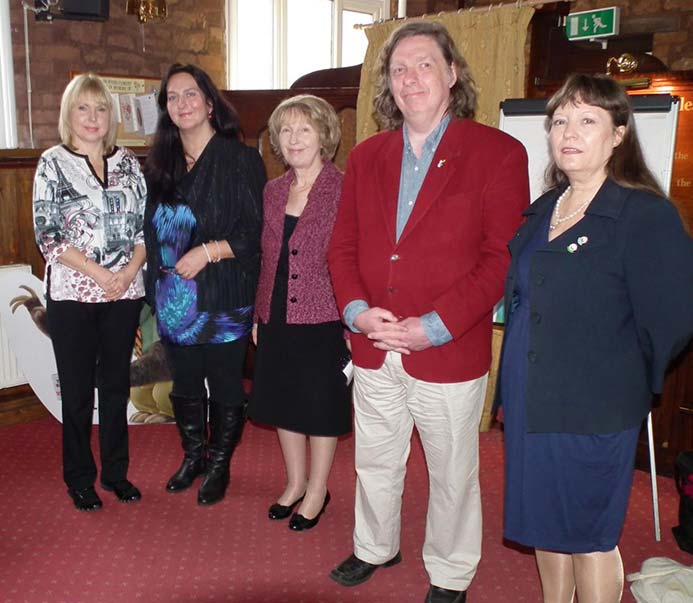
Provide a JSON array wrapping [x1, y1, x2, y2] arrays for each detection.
[[402, 113, 451, 157]]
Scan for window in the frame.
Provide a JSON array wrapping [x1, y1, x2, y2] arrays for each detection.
[[227, 0, 388, 90], [0, 0, 18, 148]]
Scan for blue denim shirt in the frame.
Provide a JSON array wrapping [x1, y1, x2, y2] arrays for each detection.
[[344, 116, 453, 346]]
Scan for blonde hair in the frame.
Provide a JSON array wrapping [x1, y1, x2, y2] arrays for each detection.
[[267, 94, 341, 161], [58, 72, 117, 153]]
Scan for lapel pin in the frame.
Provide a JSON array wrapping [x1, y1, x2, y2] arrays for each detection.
[[567, 235, 588, 253], [437, 159, 446, 168]]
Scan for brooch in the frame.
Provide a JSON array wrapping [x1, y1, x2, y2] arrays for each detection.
[[566, 235, 589, 253], [437, 159, 446, 168]]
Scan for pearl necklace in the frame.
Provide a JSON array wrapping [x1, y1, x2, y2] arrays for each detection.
[[549, 186, 591, 231]]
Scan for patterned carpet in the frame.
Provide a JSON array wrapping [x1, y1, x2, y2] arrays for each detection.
[[0, 417, 688, 602]]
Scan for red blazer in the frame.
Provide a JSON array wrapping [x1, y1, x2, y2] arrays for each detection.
[[255, 161, 343, 325], [328, 118, 529, 382]]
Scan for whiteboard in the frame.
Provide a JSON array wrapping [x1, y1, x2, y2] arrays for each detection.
[[499, 95, 680, 202]]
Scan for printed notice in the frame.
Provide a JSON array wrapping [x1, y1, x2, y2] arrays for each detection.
[[135, 93, 159, 136]]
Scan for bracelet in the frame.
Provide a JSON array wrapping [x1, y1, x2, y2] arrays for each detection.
[[213, 240, 221, 263], [201, 242, 212, 263]]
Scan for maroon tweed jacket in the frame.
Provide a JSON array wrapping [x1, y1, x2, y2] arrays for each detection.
[[255, 161, 343, 325]]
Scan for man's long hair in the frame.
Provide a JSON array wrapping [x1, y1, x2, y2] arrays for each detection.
[[373, 21, 477, 131]]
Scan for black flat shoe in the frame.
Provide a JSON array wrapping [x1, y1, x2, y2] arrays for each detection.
[[329, 551, 402, 587], [101, 480, 142, 503], [268, 494, 305, 520], [68, 486, 103, 512], [425, 585, 467, 603], [288, 491, 331, 531]]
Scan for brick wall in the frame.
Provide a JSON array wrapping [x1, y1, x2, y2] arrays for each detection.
[[10, 0, 225, 148], [8, 1, 693, 149]]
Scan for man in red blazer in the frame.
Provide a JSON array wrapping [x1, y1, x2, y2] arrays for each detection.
[[328, 21, 529, 603]]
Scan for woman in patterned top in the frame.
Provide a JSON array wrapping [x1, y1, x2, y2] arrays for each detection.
[[144, 64, 265, 506], [33, 72, 146, 512]]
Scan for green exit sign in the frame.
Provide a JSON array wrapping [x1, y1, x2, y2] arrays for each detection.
[[566, 7, 620, 41]]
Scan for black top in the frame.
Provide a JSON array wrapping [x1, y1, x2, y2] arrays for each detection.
[[144, 134, 266, 313], [268, 215, 298, 323]]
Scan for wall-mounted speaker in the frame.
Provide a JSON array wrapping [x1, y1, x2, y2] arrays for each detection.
[[35, 0, 110, 22]]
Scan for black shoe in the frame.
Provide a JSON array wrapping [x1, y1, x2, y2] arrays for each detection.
[[425, 585, 467, 603], [197, 466, 229, 506], [288, 491, 330, 531], [197, 401, 245, 506], [329, 551, 402, 587], [68, 486, 103, 511], [101, 479, 142, 503], [166, 457, 206, 492], [168, 394, 208, 493], [268, 494, 305, 520]]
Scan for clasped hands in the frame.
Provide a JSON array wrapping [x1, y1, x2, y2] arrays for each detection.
[[94, 266, 136, 301], [353, 307, 432, 354]]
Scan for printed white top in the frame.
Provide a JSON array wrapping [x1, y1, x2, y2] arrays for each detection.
[[32, 144, 146, 303]]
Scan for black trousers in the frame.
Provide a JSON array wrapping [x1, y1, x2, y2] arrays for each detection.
[[46, 297, 142, 490], [164, 337, 249, 407]]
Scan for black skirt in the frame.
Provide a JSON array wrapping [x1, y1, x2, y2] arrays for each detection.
[[248, 215, 351, 436]]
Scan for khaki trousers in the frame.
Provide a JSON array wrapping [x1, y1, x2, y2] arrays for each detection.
[[352, 351, 487, 591]]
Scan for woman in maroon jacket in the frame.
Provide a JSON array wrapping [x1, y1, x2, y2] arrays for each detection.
[[249, 95, 351, 531]]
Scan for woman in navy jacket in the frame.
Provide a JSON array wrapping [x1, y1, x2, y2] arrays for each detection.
[[249, 95, 351, 531], [498, 73, 693, 602]]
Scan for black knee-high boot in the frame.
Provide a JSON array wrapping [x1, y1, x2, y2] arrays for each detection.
[[197, 400, 245, 506], [166, 394, 207, 492]]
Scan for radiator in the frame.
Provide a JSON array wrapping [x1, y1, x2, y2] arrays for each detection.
[[0, 264, 31, 389]]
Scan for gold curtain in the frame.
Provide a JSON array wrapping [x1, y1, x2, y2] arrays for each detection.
[[356, 6, 535, 142]]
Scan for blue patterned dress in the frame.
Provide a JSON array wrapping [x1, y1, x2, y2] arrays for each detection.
[[151, 203, 252, 346]]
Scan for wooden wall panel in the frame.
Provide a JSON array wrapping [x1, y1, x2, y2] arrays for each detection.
[[0, 159, 45, 277]]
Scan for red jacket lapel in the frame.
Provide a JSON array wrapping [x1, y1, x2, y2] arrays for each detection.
[[375, 132, 404, 249], [397, 119, 466, 246]]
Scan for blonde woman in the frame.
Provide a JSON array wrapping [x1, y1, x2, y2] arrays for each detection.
[[33, 73, 146, 511], [249, 95, 350, 531]]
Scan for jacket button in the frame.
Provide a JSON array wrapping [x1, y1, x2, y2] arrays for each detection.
[[534, 274, 545, 285], [291, 274, 298, 280], [527, 350, 537, 363], [291, 249, 298, 256], [290, 296, 297, 303], [388, 287, 396, 293], [390, 254, 400, 261], [531, 312, 541, 324]]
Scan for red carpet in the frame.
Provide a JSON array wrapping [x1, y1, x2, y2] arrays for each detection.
[[0, 418, 688, 602]]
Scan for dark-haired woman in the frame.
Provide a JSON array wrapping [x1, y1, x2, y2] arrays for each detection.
[[144, 64, 265, 506], [498, 73, 693, 602]]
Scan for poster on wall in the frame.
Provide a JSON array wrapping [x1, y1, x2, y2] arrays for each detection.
[[70, 72, 161, 147]]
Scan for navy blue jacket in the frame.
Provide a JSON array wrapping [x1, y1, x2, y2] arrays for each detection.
[[497, 178, 693, 434]]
